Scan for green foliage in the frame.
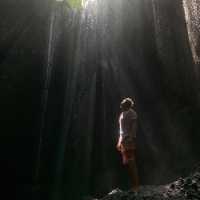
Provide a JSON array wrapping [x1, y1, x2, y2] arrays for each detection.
[[67, 0, 82, 8]]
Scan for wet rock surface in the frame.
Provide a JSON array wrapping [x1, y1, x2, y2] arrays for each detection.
[[95, 164, 200, 200]]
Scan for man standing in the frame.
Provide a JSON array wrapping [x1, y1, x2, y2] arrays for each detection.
[[117, 97, 139, 192]]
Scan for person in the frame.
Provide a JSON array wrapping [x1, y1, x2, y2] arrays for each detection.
[[116, 97, 139, 192]]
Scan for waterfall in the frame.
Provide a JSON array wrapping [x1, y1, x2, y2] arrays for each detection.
[[35, 0, 200, 199], [59, 0, 146, 198]]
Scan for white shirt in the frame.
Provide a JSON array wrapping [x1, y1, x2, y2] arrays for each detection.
[[119, 109, 137, 138]]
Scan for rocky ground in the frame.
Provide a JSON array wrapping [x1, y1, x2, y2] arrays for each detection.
[[92, 164, 200, 200]]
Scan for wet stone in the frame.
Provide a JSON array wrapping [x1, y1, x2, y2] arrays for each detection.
[[96, 164, 200, 200]]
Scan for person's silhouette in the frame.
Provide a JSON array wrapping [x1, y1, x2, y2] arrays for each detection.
[[116, 97, 139, 192]]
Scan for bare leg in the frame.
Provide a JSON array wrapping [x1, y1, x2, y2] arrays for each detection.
[[127, 153, 139, 192]]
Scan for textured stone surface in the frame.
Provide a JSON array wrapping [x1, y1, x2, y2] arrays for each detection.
[[97, 164, 200, 200]]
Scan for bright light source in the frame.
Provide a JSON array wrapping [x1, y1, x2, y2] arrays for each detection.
[[67, 0, 82, 8]]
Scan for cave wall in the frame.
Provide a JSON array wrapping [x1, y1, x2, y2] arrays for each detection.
[[0, 0, 52, 197], [57, 0, 200, 198], [149, 0, 200, 173], [183, 0, 200, 83], [1, 0, 200, 199]]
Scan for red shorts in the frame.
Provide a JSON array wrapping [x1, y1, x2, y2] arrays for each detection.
[[120, 138, 136, 165]]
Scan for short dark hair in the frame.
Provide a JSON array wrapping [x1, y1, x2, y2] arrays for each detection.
[[120, 97, 134, 110]]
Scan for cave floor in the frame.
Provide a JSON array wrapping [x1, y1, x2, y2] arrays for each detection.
[[97, 166, 200, 200]]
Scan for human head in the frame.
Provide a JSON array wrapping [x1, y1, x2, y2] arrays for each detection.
[[120, 97, 134, 111]]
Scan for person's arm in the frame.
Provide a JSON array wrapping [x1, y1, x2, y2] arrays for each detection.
[[117, 113, 123, 151], [116, 134, 122, 151]]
